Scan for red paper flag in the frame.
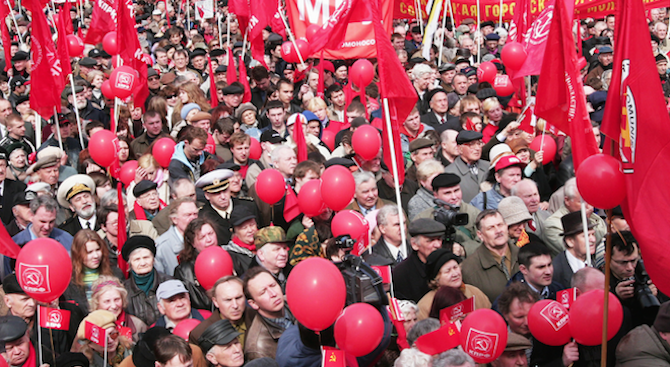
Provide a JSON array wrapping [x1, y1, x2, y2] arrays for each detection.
[[415, 322, 461, 355], [39, 306, 71, 330], [439, 297, 475, 324], [85, 321, 107, 346], [534, 0, 598, 171], [117, 182, 128, 276], [84, 0, 116, 45], [322, 346, 345, 367], [25, 0, 64, 118], [517, 104, 536, 135], [367, 0, 415, 184], [557, 288, 577, 309], [388, 297, 405, 321], [292, 114, 308, 163], [116, 0, 149, 111], [283, 186, 300, 223], [228, 0, 249, 34], [600, 0, 670, 297], [371, 265, 391, 283], [226, 48, 238, 84], [56, 10, 74, 84], [0, 0, 13, 72], [0, 218, 21, 258], [238, 56, 252, 103], [207, 56, 218, 108]]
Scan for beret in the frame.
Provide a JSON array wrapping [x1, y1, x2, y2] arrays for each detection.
[[230, 205, 256, 227], [133, 180, 158, 198], [78, 57, 98, 67], [425, 88, 449, 104], [431, 173, 461, 189], [0, 316, 28, 344], [2, 274, 24, 294], [425, 249, 462, 281]]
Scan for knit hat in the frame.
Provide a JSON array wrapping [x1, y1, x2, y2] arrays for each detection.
[[180, 103, 201, 120], [498, 196, 532, 226], [76, 310, 117, 341]]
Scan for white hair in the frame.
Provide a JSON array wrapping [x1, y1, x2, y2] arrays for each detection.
[[394, 348, 432, 367], [411, 64, 433, 80]]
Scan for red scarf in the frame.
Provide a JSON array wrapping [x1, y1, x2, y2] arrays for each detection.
[[232, 236, 256, 253], [399, 123, 425, 142], [133, 200, 167, 221], [24, 343, 37, 367]]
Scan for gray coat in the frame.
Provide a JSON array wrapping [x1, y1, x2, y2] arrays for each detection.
[[444, 157, 490, 203], [408, 187, 436, 221], [616, 325, 670, 367], [155, 226, 183, 276]]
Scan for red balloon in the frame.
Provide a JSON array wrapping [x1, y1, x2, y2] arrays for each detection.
[[352, 125, 381, 161], [350, 59, 374, 88], [477, 62, 497, 83], [66, 35, 84, 57], [256, 169, 286, 205], [100, 80, 115, 99], [205, 133, 216, 155], [331, 210, 369, 247], [195, 246, 234, 290], [281, 41, 298, 64], [576, 154, 626, 209], [172, 319, 201, 340], [152, 138, 176, 168], [109, 65, 137, 100], [500, 42, 527, 70], [294, 39, 311, 62], [321, 130, 336, 151], [569, 290, 623, 346], [249, 138, 262, 160], [460, 309, 508, 364], [119, 160, 139, 187], [102, 32, 119, 55], [305, 24, 321, 43], [286, 257, 346, 331], [320, 165, 355, 211], [529, 135, 557, 165], [493, 75, 515, 97], [298, 180, 326, 217], [528, 300, 571, 346], [334, 303, 385, 357], [16, 238, 72, 303], [88, 130, 118, 168]]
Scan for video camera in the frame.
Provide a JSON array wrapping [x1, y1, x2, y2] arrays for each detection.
[[433, 198, 469, 246]]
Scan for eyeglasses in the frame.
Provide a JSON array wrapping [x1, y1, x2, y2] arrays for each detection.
[[463, 140, 484, 147], [148, 76, 160, 82], [167, 94, 178, 99]]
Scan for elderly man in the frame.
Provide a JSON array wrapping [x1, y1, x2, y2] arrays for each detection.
[[345, 171, 392, 216], [250, 227, 291, 290], [471, 156, 524, 210], [246, 129, 285, 189], [152, 178, 197, 236], [251, 145, 298, 230], [199, 320, 245, 367], [155, 279, 205, 330], [437, 129, 460, 167], [461, 210, 520, 303], [393, 218, 446, 303], [222, 206, 258, 276], [169, 127, 208, 183], [132, 180, 165, 221], [490, 331, 533, 367], [363, 205, 411, 266], [405, 138, 436, 183], [511, 179, 551, 238], [64, 85, 109, 127], [586, 46, 614, 90], [497, 196, 534, 245], [420, 89, 451, 129], [541, 178, 606, 257], [57, 174, 98, 235], [221, 83, 245, 110], [8, 192, 32, 236], [551, 212, 597, 289], [27, 154, 60, 191], [0, 316, 36, 367], [243, 267, 296, 361], [445, 131, 490, 203], [155, 198, 200, 276], [0, 147, 26, 225], [131, 111, 170, 156]]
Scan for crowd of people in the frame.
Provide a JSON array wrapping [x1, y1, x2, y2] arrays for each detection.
[[0, 1, 669, 367]]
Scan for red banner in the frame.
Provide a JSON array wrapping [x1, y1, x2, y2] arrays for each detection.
[[322, 346, 345, 367], [85, 321, 106, 346], [39, 307, 71, 330], [286, 0, 393, 60]]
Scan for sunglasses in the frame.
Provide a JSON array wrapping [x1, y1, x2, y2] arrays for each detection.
[[167, 94, 178, 98], [148, 76, 160, 81]]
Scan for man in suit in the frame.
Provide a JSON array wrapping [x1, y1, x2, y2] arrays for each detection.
[[345, 171, 393, 216], [57, 174, 98, 236], [444, 130, 490, 203], [0, 147, 26, 225], [363, 204, 411, 266], [420, 88, 451, 129], [512, 179, 551, 239], [552, 211, 596, 289]]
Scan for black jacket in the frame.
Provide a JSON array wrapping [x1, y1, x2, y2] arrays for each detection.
[[199, 199, 259, 245], [392, 252, 430, 303], [174, 260, 213, 310], [552, 251, 573, 289], [124, 269, 172, 326], [58, 215, 101, 236], [1, 178, 26, 224], [362, 237, 412, 268]]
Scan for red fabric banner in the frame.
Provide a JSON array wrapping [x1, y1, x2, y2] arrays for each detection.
[[39, 307, 71, 330], [0, 0, 13, 72], [248, 0, 271, 66], [57, 10, 74, 86], [228, 0, 250, 34], [600, 0, 670, 297], [84, 0, 116, 45], [534, 0, 598, 171], [207, 56, 218, 108], [226, 48, 238, 84], [0, 218, 21, 258], [286, 0, 393, 60], [116, 0, 149, 111], [238, 56, 252, 103]]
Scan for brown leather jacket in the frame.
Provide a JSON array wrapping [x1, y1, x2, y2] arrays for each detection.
[[244, 313, 289, 361]]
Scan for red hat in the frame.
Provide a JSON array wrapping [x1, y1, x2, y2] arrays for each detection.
[[495, 155, 526, 172], [321, 60, 335, 74]]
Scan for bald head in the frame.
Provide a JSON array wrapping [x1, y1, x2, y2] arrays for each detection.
[[571, 267, 605, 294]]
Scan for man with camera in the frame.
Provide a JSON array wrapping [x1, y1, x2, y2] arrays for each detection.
[[609, 230, 661, 328], [416, 173, 481, 257]]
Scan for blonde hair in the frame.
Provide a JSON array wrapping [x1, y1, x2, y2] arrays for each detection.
[[416, 159, 445, 182], [306, 97, 327, 112], [138, 154, 160, 169], [86, 70, 105, 84], [481, 97, 501, 124], [89, 275, 129, 310]]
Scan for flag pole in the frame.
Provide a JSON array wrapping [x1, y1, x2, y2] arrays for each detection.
[[447, 0, 455, 44], [381, 98, 408, 260], [241, 27, 249, 59], [37, 305, 43, 365], [186, 0, 191, 31], [226, 13, 231, 48], [68, 74, 85, 149], [580, 201, 592, 267], [438, 0, 448, 67], [499, 0, 503, 27], [278, 11, 306, 67], [103, 330, 108, 367], [415, 0, 424, 36], [34, 112, 42, 149], [476, 0, 481, 65], [601, 209, 613, 367], [217, 13, 223, 48], [53, 107, 64, 152], [6, 3, 25, 49]]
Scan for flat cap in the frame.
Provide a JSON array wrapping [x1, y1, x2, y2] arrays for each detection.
[[456, 130, 483, 144], [189, 111, 212, 122], [15, 94, 29, 106], [409, 138, 434, 153], [505, 332, 532, 352], [476, 88, 497, 101], [598, 46, 613, 54], [190, 48, 207, 58], [498, 196, 532, 226], [324, 157, 357, 169], [215, 64, 228, 73], [425, 88, 448, 104], [254, 227, 289, 250], [431, 173, 461, 190], [438, 63, 456, 73], [2, 274, 24, 295], [147, 68, 158, 77], [88, 48, 102, 58], [485, 33, 500, 41], [230, 205, 256, 227], [195, 169, 234, 193], [78, 57, 98, 67], [198, 320, 241, 352], [210, 49, 225, 58], [408, 218, 446, 237], [425, 249, 462, 281], [480, 20, 495, 29], [0, 316, 28, 344], [62, 85, 85, 99], [221, 84, 245, 95], [11, 51, 29, 62], [27, 154, 59, 174], [121, 235, 156, 261], [156, 279, 189, 301], [133, 180, 158, 198]]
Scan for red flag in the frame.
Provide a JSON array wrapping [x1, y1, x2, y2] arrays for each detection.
[[600, 0, 670, 297], [367, 0, 415, 184], [371, 265, 391, 283], [439, 297, 475, 324], [508, 2, 555, 81], [517, 104, 536, 135], [270, 1, 286, 39], [228, 0, 250, 34], [307, 0, 359, 55], [322, 346, 345, 367], [25, 0, 64, 118], [0, 0, 13, 72], [226, 48, 238, 84], [248, 0, 271, 66], [534, 0, 598, 171], [116, 0, 150, 111], [415, 322, 461, 355], [292, 114, 308, 162], [207, 56, 218, 108], [557, 288, 577, 309], [0, 220, 21, 258], [39, 306, 71, 330], [283, 187, 300, 223], [388, 298, 405, 321], [84, 321, 107, 346], [56, 10, 74, 85], [84, 0, 116, 45], [508, 0, 530, 43], [62, 1, 74, 35], [117, 182, 128, 275], [238, 56, 252, 103]]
